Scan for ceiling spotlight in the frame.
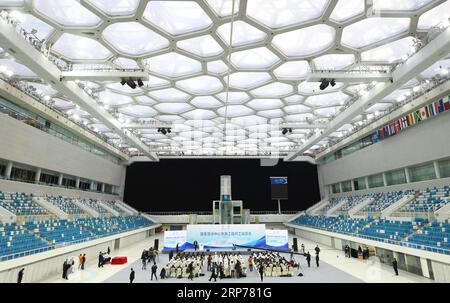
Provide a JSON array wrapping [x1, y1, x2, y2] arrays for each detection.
[[167, 128, 171, 134], [319, 79, 329, 90], [161, 128, 167, 135], [137, 79, 144, 87], [289, 128, 292, 133], [330, 79, 336, 87], [120, 78, 126, 86], [282, 128, 288, 135]]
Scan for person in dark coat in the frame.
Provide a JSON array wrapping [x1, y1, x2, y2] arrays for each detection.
[[188, 262, 194, 280], [151, 262, 158, 280], [129, 268, 135, 283], [62, 261, 69, 280], [258, 262, 264, 282], [193, 240, 198, 251], [392, 258, 399, 276], [141, 250, 147, 270], [176, 243, 179, 253], [169, 250, 174, 261], [98, 252, 104, 268], [306, 252, 311, 267], [316, 254, 320, 267], [107, 247, 111, 255], [160, 267, 166, 279], [315, 245, 320, 256], [17, 268, 24, 283], [209, 263, 217, 282]]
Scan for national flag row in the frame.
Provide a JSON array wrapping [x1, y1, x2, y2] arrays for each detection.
[[372, 95, 450, 142]]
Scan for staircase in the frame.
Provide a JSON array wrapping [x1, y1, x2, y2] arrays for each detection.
[[434, 197, 450, 222], [381, 194, 416, 218], [326, 199, 348, 216], [115, 200, 139, 215], [97, 200, 119, 216], [72, 199, 100, 218], [348, 197, 374, 218], [307, 198, 329, 215], [32, 197, 69, 220], [0, 204, 16, 224]]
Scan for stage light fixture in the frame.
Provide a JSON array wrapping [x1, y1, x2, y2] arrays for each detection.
[[319, 79, 329, 90], [289, 128, 292, 133], [126, 79, 137, 89], [161, 128, 167, 135], [120, 78, 126, 86], [282, 128, 288, 135], [137, 79, 144, 87], [167, 128, 171, 134], [330, 79, 336, 87]]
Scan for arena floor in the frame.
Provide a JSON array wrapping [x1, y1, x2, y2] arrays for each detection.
[[39, 232, 433, 283]]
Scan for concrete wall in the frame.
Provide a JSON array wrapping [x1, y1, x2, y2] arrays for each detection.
[[0, 113, 125, 186], [318, 111, 450, 187], [0, 179, 118, 201], [0, 225, 159, 283]]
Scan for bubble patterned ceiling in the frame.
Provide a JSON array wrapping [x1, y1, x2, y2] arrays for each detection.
[[1, 0, 450, 157]]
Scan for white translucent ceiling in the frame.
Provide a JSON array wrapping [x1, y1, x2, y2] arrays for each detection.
[[143, 1, 212, 36], [103, 22, 169, 56], [273, 24, 336, 57], [1, 0, 447, 156], [246, 0, 329, 28], [33, 0, 102, 27]]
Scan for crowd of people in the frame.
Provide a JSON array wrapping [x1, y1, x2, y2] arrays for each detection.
[[253, 251, 295, 281]]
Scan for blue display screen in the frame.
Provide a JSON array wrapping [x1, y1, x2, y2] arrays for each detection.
[[270, 177, 288, 184]]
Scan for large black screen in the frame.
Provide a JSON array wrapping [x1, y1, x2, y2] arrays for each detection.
[[124, 159, 320, 212]]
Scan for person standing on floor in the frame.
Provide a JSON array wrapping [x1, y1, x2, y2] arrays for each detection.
[[306, 252, 311, 267], [81, 254, 86, 270], [208, 262, 217, 282], [258, 262, 264, 282], [78, 254, 83, 269], [151, 262, 158, 281], [141, 249, 147, 270], [316, 254, 320, 267], [315, 245, 320, 256], [17, 268, 24, 283], [129, 268, 135, 283], [107, 247, 111, 255], [98, 252, 104, 268], [301, 243, 305, 254], [207, 254, 212, 271], [169, 250, 174, 261], [248, 255, 254, 272], [392, 258, 399, 276]]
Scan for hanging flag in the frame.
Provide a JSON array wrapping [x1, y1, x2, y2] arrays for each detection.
[[433, 101, 440, 114], [428, 103, 436, 116], [379, 129, 385, 139], [414, 110, 422, 123], [372, 132, 380, 143], [407, 113, 413, 125], [438, 99, 445, 112], [420, 106, 429, 120], [445, 95, 450, 111], [395, 120, 401, 132], [403, 116, 409, 128]]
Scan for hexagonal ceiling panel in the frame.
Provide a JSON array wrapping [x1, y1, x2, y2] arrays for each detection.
[[1, 0, 447, 157], [103, 22, 169, 56]]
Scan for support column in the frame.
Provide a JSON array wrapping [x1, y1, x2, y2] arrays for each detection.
[[75, 178, 80, 189], [434, 161, 441, 179], [90, 181, 95, 191], [35, 168, 41, 184], [351, 180, 356, 191], [58, 173, 63, 186], [339, 183, 343, 193], [382, 172, 387, 187], [101, 183, 105, 193], [5, 161, 13, 179], [365, 176, 369, 189], [405, 168, 411, 183]]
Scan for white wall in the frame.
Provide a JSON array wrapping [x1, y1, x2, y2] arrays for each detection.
[[0, 113, 125, 186], [318, 111, 450, 187], [0, 179, 118, 200]]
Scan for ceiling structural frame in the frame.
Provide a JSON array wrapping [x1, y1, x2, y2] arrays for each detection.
[[0, 0, 450, 158], [285, 25, 450, 161], [0, 19, 159, 161]]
